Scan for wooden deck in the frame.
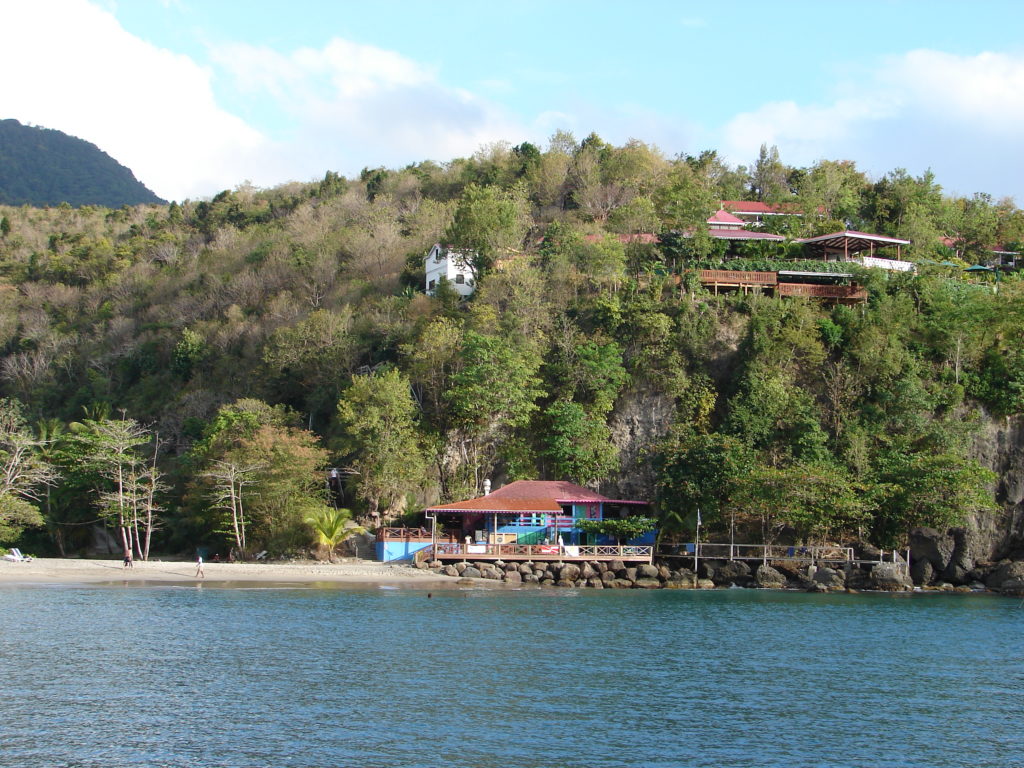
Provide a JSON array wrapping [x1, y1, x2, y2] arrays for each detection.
[[696, 269, 867, 304]]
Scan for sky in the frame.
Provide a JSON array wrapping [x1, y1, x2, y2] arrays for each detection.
[[4, 0, 1024, 203]]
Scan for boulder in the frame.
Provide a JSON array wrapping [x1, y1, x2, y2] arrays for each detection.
[[870, 562, 913, 591], [556, 579, 577, 588], [586, 577, 605, 589], [454, 562, 468, 574], [910, 558, 935, 586], [609, 559, 626, 573], [909, 527, 955, 572], [610, 578, 634, 589], [580, 562, 597, 580], [696, 578, 716, 589], [504, 570, 522, 584], [624, 567, 638, 582], [504, 562, 519, 573], [519, 563, 534, 575], [522, 573, 540, 584], [985, 560, 1024, 591], [540, 577, 555, 587], [593, 561, 608, 574], [533, 568, 547, 579], [657, 565, 672, 581], [442, 565, 460, 578], [812, 566, 846, 589], [601, 571, 616, 585], [480, 566, 502, 580], [942, 527, 977, 585], [558, 563, 582, 582], [637, 563, 660, 580], [712, 560, 751, 586], [754, 564, 787, 589], [414, 559, 429, 569], [461, 566, 482, 579], [858, 542, 882, 561]]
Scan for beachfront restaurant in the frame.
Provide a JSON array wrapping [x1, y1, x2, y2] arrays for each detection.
[[375, 480, 653, 563]]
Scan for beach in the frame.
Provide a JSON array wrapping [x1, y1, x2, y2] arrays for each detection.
[[0, 557, 449, 586]]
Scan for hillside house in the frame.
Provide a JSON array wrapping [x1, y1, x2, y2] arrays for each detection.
[[425, 243, 475, 297]]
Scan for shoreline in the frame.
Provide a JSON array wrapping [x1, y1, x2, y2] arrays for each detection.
[[0, 557, 452, 587]]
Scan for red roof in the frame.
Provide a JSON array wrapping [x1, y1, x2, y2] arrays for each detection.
[[425, 479, 646, 514], [721, 200, 805, 215], [707, 210, 745, 226]]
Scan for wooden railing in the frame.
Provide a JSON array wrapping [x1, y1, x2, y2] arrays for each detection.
[[376, 527, 432, 541], [776, 283, 866, 300], [658, 542, 854, 564], [421, 543, 653, 562], [698, 269, 777, 286]]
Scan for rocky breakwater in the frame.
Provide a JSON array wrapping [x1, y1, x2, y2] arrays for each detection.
[[422, 555, 917, 592], [909, 526, 1024, 595], [423, 559, 702, 588]]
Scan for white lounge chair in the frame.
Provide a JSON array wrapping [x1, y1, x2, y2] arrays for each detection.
[[2, 547, 29, 562]]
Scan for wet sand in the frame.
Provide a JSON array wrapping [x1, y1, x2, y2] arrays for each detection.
[[0, 557, 450, 586]]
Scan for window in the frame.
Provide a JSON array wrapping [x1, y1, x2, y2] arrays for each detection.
[[428, 279, 436, 291], [454, 274, 465, 284]]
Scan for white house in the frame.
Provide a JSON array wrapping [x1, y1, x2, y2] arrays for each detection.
[[425, 244, 475, 297]]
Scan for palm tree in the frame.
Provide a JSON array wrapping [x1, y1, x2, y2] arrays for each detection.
[[306, 507, 365, 561]]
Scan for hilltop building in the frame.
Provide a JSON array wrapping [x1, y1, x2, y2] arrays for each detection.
[[425, 243, 475, 297]]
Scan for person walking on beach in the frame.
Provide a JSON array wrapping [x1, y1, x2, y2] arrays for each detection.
[[195, 555, 204, 579], [123, 550, 133, 569]]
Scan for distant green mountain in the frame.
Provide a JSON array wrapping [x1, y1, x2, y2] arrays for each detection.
[[0, 119, 165, 207]]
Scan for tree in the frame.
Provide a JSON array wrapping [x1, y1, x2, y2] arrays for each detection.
[[0, 399, 57, 544], [306, 507, 365, 561], [540, 400, 618, 485], [443, 183, 529, 278], [70, 413, 151, 557], [576, 515, 657, 544], [750, 144, 789, 202], [336, 368, 427, 523], [445, 331, 544, 493]]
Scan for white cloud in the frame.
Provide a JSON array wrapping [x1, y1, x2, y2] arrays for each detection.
[[208, 38, 526, 183], [719, 50, 1024, 200], [1, 0, 268, 201]]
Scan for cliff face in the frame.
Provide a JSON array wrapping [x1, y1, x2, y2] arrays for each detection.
[[971, 413, 1024, 559], [602, 395, 1024, 559], [605, 387, 675, 502]]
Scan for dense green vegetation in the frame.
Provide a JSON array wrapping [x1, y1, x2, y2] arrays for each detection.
[[0, 133, 1020, 557], [0, 119, 164, 207]]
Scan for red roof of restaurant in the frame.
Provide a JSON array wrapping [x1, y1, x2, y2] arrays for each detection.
[[721, 200, 806, 215], [707, 210, 745, 226], [425, 480, 647, 514]]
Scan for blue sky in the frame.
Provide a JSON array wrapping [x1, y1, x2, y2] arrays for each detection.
[[5, 0, 1024, 202]]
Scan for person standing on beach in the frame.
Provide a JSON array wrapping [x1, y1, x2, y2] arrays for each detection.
[[195, 555, 204, 578], [123, 550, 133, 569]]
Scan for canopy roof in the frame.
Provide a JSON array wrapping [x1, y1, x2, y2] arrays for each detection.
[[796, 230, 910, 256], [706, 228, 786, 241], [425, 480, 647, 515]]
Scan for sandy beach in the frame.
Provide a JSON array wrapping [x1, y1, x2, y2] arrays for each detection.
[[0, 557, 450, 586]]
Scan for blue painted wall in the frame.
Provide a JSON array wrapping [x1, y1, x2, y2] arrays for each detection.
[[376, 540, 432, 562]]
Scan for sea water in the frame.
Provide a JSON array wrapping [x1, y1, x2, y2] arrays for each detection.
[[0, 584, 1021, 768]]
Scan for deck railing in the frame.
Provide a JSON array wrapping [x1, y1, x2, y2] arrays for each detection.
[[698, 269, 778, 286], [659, 542, 854, 564], [776, 283, 866, 300], [419, 542, 653, 562]]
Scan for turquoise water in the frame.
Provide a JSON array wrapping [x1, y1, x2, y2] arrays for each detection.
[[1, 584, 1021, 768]]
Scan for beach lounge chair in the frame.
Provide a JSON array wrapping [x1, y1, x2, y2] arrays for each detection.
[[254, 550, 268, 561], [2, 548, 29, 562]]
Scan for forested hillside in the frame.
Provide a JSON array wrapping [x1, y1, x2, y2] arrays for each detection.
[[0, 133, 1022, 558], [0, 119, 164, 208]]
